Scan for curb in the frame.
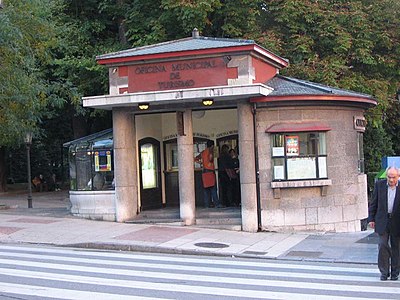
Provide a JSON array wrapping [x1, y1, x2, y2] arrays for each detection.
[[0, 240, 378, 265], [60, 242, 378, 265]]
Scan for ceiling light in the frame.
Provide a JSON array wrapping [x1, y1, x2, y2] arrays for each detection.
[[202, 99, 213, 106], [138, 103, 149, 110]]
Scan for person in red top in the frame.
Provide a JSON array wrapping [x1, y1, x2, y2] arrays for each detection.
[[195, 140, 221, 208]]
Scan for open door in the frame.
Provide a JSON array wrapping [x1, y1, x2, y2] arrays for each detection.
[[163, 138, 210, 207], [139, 137, 162, 210], [217, 134, 240, 207]]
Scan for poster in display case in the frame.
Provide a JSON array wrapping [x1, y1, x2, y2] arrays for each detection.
[[94, 150, 112, 172], [286, 135, 299, 156]]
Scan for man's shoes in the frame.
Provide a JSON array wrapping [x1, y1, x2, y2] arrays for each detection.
[[391, 275, 399, 281], [380, 275, 388, 281]]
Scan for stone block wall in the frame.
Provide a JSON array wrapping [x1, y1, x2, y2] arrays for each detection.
[[257, 106, 367, 232], [69, 191, 116, 221]]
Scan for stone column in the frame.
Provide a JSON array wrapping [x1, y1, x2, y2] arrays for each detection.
[[177, 109, 196, 225], [238, 103, 258, 232], [112, 108, 138, 222]]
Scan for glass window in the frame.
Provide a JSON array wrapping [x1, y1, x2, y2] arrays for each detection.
[[271, 132, 327, 180], [165, 143, 178, 171], [68, 148, 77, 190], [65, 129, 115, 191], [68, 148, 114, 191], [194, 141, 207, 169], [141, 143, 158, 189], [164, 139, 208, 170], [75, 150, 92, 190]]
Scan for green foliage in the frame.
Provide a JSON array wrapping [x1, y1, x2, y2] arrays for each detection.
[[208, 0, 260, 38], [258, 1, 399, 111], [123, 0, 262, 46], [161, 0, 221, 36], [0, 0, 57, 146], [364, 124, 394, 173], [383, 101, 400, 155], [257, 0, 400, 174], [49, 0, 118, 107], [123, 1, 167, 46]]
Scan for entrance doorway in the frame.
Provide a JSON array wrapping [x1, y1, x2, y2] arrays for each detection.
[[217, 134, 239, 153], [163, 138, 211, 207], [217, 135, 240, 207], [139, 137, 162, 210]]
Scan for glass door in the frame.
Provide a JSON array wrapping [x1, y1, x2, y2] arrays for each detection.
[[139, 138, 162, 210]]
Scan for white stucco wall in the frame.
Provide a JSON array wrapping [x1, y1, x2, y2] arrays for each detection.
[[160, 109, 238, 139]]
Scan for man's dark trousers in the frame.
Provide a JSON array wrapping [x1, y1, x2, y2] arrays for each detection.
[[378, 219, 400, 278], [369, 179, 400, 278]]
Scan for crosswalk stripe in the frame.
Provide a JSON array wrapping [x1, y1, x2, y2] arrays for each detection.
[[0, 282, 164, 300], [0, 245, 392, 300], [0, 267, 391, 300], [0, 244, 377, 274], [0, 256, 398, 295], [0, 251, 378, 283]]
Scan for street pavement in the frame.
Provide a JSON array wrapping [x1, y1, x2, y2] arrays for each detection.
[[0, 189, 378, 265]]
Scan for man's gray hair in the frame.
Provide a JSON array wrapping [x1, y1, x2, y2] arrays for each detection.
[[386, 166, 400, 174]]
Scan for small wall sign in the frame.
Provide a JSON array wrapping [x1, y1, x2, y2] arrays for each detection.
[[354, 116, 366, 132]]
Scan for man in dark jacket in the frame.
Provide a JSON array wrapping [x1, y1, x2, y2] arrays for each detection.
[[368, 166, 400, 281]]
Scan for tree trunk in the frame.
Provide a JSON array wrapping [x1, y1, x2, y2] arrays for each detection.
[[116, 0, 128, 45], [72, 114, 90, 139], [0, 147, 7, 192]]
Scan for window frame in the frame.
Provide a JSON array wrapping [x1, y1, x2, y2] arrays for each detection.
[[69, 146, 115, 191], [271, 131, 328, 181]]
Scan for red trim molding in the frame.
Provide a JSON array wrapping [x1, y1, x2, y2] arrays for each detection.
[[251, 95, 377, 106], [266, 122, 332, 133]]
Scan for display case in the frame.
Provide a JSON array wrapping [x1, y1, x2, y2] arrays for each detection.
[[65, 129, 114, 191]]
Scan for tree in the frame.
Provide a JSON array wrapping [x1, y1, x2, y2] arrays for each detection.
[[383, 100, 400, 155], [364, 124, 394, 191], [256, 0, 400, 174], [122, 0, 262, 46], [47, 0, 118, 138], [0, 0, 58, 191]]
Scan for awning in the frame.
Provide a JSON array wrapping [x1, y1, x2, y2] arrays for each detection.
[[63, 128, 113, 148], [265, 121, 331, 133]]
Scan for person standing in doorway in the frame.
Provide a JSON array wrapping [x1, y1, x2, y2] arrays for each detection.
[[368, 166, 400, 281], [218, 144, 235, 207], [195, 140, 221, 208], [229, 148, 241, 207]]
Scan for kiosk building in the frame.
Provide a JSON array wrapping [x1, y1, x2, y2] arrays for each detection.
[[66, 30, 376, 232]]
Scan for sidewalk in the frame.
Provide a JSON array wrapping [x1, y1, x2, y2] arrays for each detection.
[[0, 190, 378, 264]]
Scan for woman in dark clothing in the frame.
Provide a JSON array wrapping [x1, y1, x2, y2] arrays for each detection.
[[229, 148, 241, 207], [218, 144, 235, 207]]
